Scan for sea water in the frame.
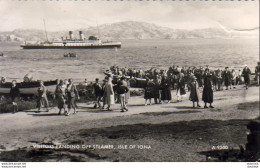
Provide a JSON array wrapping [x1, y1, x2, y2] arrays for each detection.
[[0, 39, 258, 82]]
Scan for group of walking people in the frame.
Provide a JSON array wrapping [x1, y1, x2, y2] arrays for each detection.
[[92, 75, 130, 112], [1, 62, 259, 113], [36, 79, 80, 116]]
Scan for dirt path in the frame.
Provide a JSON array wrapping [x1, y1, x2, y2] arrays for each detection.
[[0, 85, 259, 161]]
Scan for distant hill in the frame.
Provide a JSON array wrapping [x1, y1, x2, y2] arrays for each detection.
[[0, 21, 258, 42]]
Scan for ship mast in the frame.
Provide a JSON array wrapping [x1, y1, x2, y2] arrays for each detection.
[[96, 20, 101, 39], [43, 19, 49, 42]]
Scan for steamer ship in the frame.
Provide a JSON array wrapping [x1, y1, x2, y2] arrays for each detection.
[[20, 31, 121, 49]]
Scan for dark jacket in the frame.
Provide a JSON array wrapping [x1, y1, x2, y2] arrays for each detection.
[[117, 85, 129, 94], [10, 85, 20, 100]]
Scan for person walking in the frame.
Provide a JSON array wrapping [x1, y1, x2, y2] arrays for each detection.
[[55, 80, 67, 115], [36, 80, 49, 113], [66, 79, 80, 116], [103, 76, 115, 111], [242, 65, 251, 89], [202, 70, 214, 108], [117, 76, 129, 112], [93, 78, 103, 109], [10, 80, 19, 113]]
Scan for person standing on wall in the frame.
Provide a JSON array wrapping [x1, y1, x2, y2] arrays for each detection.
[[10, 80, 20, 113]]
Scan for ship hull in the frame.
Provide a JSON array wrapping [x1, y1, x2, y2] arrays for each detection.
[[21, 44, 121, 49]]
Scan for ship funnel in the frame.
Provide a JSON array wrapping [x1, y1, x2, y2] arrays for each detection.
[[79, 31, 84, 40], [69, 31, 74, 40]]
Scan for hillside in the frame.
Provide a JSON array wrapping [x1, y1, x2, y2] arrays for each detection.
[[0, 21, 258, 42]]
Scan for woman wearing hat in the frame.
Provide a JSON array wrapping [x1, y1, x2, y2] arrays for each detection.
[[144, 77, 154, 105], [161, 74, 172, 103], [222, 67, 231, 90], [189, 76, 201, 108], [242, 65, 251, 89], [103, 77, 115, 111], [202, 70, 214, 108], [176, 71, 186, 102], [55, 80, 67, 115]]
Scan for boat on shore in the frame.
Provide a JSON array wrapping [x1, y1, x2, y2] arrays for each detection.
[[21, 31, 121, 49], [0, 80, 58, 95]]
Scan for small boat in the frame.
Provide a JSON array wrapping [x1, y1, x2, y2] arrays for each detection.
[[64, 52, 77, 58], [0, 80, 58, 95]]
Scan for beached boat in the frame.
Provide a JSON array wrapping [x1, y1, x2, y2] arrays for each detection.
[[0, 80, 58, 95]]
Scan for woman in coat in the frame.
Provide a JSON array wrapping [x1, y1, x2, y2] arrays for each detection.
[[144, 77, 154, 105], [103, 77, 115, 111], [66, 79, 80, 116], [161, 75, 172, 103], [202, 71, 214, 108], [37, 80, 49, 113], [176, 71, 186, 102], [189, 76, 201, 108], [55, 80, 67, 115]]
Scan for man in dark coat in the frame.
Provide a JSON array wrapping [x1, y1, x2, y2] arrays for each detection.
[[202, 70, 214, 108], [93, 78, 103, 109], [242, 65, 251, 89], [161, 75, 172, 103], [222, 67, 231, 90]]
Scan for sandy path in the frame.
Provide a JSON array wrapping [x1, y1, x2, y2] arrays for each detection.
[[0, 85, 259, 152]]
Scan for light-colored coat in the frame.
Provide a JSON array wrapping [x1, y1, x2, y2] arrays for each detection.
[[104, 79, 115, 105]]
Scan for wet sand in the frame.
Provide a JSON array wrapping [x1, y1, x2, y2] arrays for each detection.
[[0, 85, 259, 162]]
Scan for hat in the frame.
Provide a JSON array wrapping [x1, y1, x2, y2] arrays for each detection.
[[244, 64, 248, 67], [120, 76, 126, 80], [96, 78, 99, 81]]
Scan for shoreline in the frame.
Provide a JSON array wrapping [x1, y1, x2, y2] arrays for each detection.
[[0, 84, 259, 161]]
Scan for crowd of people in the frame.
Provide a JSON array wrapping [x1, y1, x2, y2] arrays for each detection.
[[109, 63, 259, 109], [1, 62, 260, 114]]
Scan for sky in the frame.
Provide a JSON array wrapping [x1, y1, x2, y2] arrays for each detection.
[[0, 0, 259, 31]]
